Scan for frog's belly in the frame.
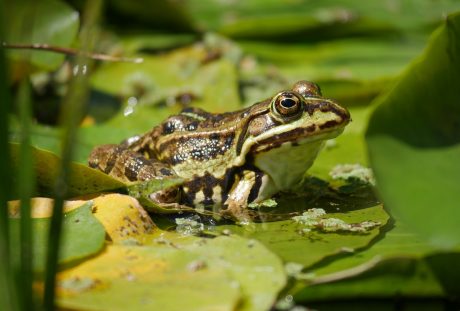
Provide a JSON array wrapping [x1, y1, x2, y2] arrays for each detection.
[[254, 140, 325, 192]]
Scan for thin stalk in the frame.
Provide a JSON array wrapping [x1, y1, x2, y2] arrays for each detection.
[[2, 43, 143, 63], [17, 79, 35, 311], [42, 1, 102, 309], [0, 1, 19, 310]]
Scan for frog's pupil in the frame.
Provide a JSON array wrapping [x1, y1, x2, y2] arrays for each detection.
[[281, 98, 296, 108]]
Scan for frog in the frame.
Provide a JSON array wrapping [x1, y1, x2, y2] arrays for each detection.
[[88, 81, 350, 219]]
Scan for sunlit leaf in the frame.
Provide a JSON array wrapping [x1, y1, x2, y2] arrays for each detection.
[[89, 194, 156, 242], [184, 0, 460, 39], [217, 204, 389, 269], [293, 221, 460, 302], [57, 235, 286, 311], [366, 13, 460, 248]]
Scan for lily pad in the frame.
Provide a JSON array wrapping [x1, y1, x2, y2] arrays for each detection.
[[184, 0, 460, 40], [90, 43, 241, 132], [57, 234, 286, 311], [293, 221, 460, 303], [366, 13, 460, 248], [217, 204, 389, 269], [9, 143, 125, 197], [9, 201, 105, 272]]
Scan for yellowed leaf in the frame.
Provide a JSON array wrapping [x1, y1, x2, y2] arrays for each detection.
[[8, 194, 156, 243], [8, 197, 84, 218], [91, 194, 156, 242]]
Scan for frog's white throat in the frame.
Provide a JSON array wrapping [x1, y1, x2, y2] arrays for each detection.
[[253, 138, 325, 193]]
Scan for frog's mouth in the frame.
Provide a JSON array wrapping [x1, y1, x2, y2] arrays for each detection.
[[250, 122, 346, 154]]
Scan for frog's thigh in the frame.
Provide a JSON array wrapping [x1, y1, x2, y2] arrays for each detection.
[[89, 144, 176, 183]]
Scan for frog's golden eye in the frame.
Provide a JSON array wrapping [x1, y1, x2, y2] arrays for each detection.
[[272, 92, 303, 119]]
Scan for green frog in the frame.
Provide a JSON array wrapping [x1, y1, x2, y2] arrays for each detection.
[[89, 81, 350, 219]]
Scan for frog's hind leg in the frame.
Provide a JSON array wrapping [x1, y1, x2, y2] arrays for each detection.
[[89, 144, 183, 207], [88, 144, 176, 183]]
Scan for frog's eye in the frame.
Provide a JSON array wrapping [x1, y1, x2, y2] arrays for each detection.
[[272, 92, 303, 119]]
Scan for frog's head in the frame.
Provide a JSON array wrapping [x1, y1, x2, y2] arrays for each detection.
[[236, 80, 350, 190], [237, 80, 350, 157]]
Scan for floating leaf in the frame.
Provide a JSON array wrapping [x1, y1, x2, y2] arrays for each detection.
[[57, 235, 286, 311], [90, 194, 156, 242], [366, 13, 460, 248], [217, 204, 389, 269], [9, 202, 105, 272], [293, 221, 460, 303], [184, 0, 460, 39], [91, 45, 241, 131]]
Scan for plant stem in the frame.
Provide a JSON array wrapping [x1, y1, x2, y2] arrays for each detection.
[[42, 1, 102, 309], [17, 79, 35, 311], [0, 6, 19, 311]]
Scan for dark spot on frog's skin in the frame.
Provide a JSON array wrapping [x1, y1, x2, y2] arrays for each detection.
[[247, 167, 264, 203], [209, 133, 219, 141], [319, 120, 339, 130], [102, 147, 123, 174], [306, 101, 350, 121], [186, 121, 199, 131], [160, 168, 173, 176], [181, 172, 229, 207], [163, 122, 175, 134], [305, 124, 316, 132], [124, 156, 152, 182], [224, 135, 234, 149], [210, 114, 225, 123]]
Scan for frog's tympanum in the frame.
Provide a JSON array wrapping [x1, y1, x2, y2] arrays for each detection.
[[89, 81, 350, 219]]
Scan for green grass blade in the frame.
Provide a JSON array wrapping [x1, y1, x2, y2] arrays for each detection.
[[17, 79, 35, 311], [0, 4, 19, 311], [42, 1, 103, 309]]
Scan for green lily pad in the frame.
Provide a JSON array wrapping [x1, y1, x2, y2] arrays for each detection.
[[5, 0, 79, 75], [217, 204, 389, 269], [90, 45, 241, 132], [293, 221, 460, 303], [10, 143, 125, 197], [184, 0, 460, 40], [294, 256, 446, 303], [57, 234, 286, 311], [9, 202, 105, 272], [366, 13, 460, 248]]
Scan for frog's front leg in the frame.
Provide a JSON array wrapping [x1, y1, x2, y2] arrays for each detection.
[[88, 144, 180, 207], [224, 168, 272, 220]]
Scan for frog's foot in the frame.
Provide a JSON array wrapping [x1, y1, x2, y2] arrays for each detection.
[[221, 201, 251, 223], [146, 189, 194, 213]]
